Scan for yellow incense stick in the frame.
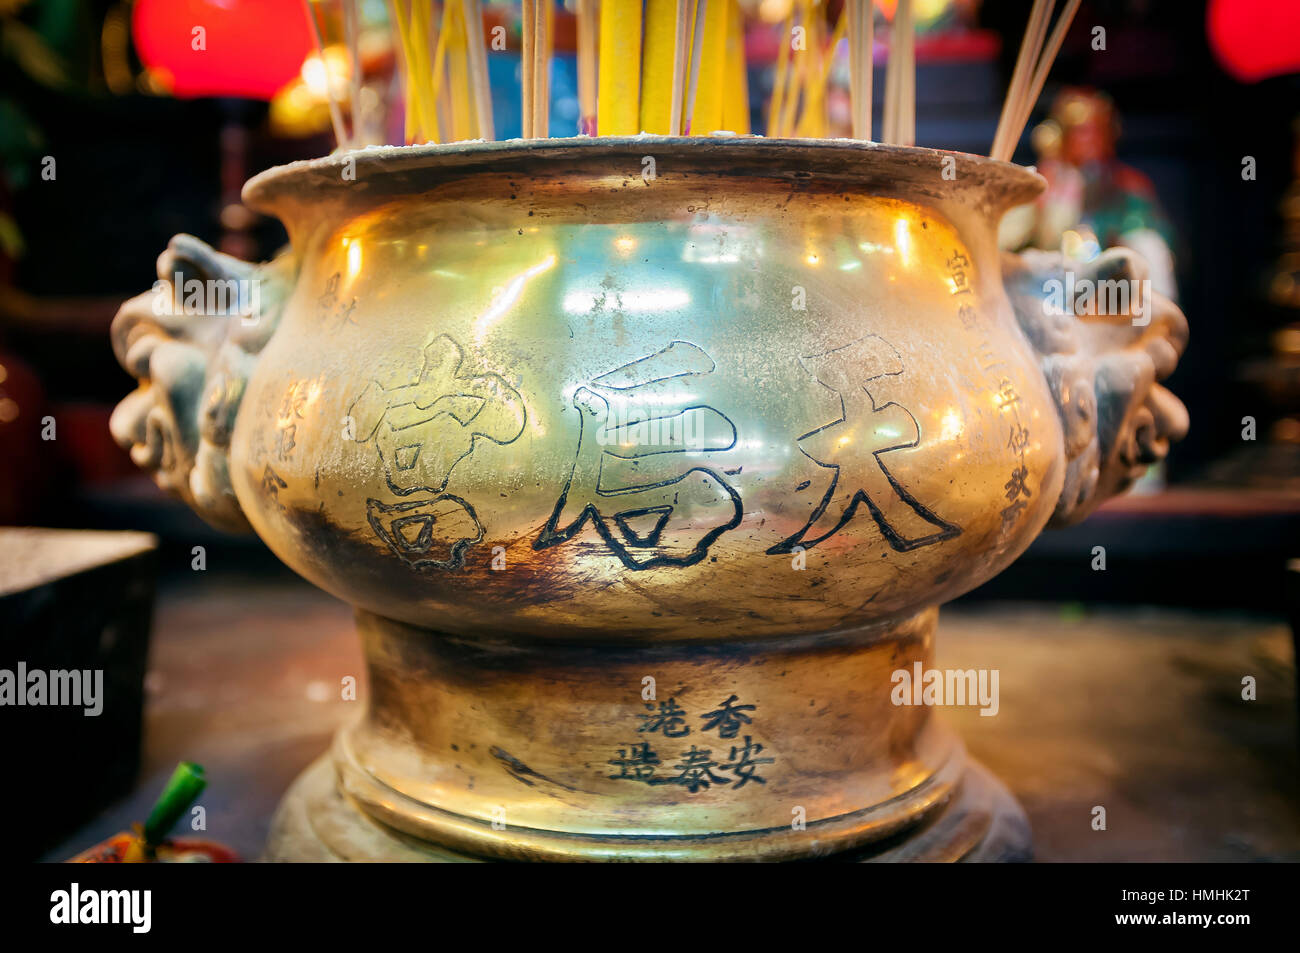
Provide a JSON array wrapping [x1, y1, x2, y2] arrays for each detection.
[[640, 0, 679, 135], [598, 0, 643, 135], [445, 0, 474, 141], [409, 0, 441, 141], [463, 0, 494, 139], [777, 2, 808, 137], [688, 0, 727, 134], [426, 1, 450, 140], [721, 0, 749, 135], [699, 1, 728, 135], [794, 3, 826, 138]]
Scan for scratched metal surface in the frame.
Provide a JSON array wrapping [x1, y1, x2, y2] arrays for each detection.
[[43, 577, 1298, 863]]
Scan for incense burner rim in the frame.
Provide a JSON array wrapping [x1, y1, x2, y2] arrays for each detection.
[[242, 136, 1045, 217]]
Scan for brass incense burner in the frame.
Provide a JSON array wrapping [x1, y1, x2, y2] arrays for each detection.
[[110, 138, 1188, 861]]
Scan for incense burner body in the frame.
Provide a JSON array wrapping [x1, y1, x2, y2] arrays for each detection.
[[110, 140, 1188, 861]]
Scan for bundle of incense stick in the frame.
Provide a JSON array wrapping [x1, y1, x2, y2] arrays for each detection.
[[381, 0, 493, 144], [990, 0, 1082, 161], [881, 0, 915, 145], [303, 0, 1080, 168], [768, 0, 890, 143]]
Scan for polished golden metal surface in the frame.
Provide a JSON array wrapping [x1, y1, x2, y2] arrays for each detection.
[[111, 138, 1189, 860], [342, 608, 956, 861]]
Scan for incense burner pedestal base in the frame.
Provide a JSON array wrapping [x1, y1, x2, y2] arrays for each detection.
[[262, 750, 1030, 863], [261, 609, 1032, 863]]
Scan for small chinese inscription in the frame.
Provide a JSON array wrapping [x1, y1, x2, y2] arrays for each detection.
[[948, 244, 1033, 538], [609, 695, 775, 792], [318, 272, 357, 328], [947, 250, 974, 298]]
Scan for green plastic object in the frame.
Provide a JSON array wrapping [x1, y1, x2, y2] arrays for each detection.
[[142, 762, 207, 846]]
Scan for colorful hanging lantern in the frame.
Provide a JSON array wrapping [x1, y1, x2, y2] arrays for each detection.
[[132, 0, 314, 100], [1208, 0, 1300, 83]]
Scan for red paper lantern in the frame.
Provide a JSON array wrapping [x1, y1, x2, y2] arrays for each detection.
[[132, 0, 314, 100], [1207, 0, 1300, 83]]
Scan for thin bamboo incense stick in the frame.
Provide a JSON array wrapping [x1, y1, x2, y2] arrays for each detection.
[[1013, 0, 1081, 146], [343, 0, 363, 144], [521, 0, 535, 137], [301, 0, 349, 147], [598, 0, 643, 135], [463, 0, 494, 139], [1006, 0, 1055, 156], [897, 0, 914, 146], [671, 0, 691, 134], [881, 1, 899, 143], [684, 0, 709, 134], [533, 0, 550, 137], [577, 0, 597, 134], [992, 0, 1053, 160]]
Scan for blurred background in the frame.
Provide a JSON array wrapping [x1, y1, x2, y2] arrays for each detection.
[[1, 0, 1297, 862]]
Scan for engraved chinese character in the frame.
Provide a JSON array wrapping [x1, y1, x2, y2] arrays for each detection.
[[721, 736, 774, 789], [770, 335, 961, 555], [608, 741, 661, 782], [275, 379, 317, 459], [1004, 466, 1032, 503], [536, 341, 742, 570], [261, 464, 287, 508], [348, 334, 526, 497], [1000, 498, 1029, 532], [318, 272, 357, 327], [700, 695, 756, 740], [661, 746, 730, 793], [640, 698, 691, 738]]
